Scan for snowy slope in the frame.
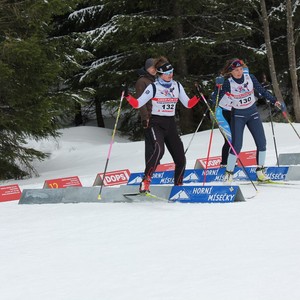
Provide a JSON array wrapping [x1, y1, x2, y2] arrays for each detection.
[[1, 122, 300, 300]]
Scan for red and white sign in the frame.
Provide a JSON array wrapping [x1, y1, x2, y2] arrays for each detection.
[[237, 150, 256, 166], [93, 169, 130, 186], [0, 184, 22, 202], [194, 155, 222, 169], [155, 163, 175, 171], [194, 150, 257, 169], [43, 176, 82, 189]]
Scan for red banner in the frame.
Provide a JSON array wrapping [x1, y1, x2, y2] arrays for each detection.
[[0, 184, 22, 202], [194, 155, 222, 169], [43, 176, 82, 188], [194, 150, 257, 169], [155, 163, 175, 171], [93, 169, 130, 186], [238, 150, 257, 166]]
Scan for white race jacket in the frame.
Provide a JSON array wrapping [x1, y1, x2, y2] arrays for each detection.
[[226, 74, 256, 109], [136, 80, 191, 116]]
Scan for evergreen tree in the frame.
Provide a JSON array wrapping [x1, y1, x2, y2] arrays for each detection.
[[0, 0, 81, 179], [53, 0, 266, 138]]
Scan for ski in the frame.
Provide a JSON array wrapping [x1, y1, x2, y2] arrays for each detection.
[[123, 192, 170, 202], [257, 180, 297, 186], [239, 180, 298, 186]]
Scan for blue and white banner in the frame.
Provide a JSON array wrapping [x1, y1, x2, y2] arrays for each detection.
[[127, 166, 289, 185], [169, 185, 244, 203]]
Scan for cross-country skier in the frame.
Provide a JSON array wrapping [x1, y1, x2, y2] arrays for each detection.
[[215, 58, 284, 183], [212, 66, 249, 167], [124, 56, 200, 193]]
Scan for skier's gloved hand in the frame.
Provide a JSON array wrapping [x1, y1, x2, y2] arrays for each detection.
[[187, 95, 200, 108], [121, 83, 129, 97], [215, 76, 224, 86], [274, 100, 286, 112]]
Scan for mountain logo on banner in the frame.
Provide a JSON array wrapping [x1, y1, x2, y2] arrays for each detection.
[[128, 175, 143, 185], [233, 169, 248, 180], [183, 171, 199, 182], [169, 189, 190, 201]]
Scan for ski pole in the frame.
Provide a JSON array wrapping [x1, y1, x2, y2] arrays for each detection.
[[281, 109, 300, 140], [267, 101, 279, 166], [98, 91, 124, 200], [195, 84, 257, 192], [203, 124, 214, 185], [184, 107, 208, 154], [203, 83, 222, 185]]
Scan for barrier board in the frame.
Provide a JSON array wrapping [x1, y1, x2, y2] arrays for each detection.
[[194, 150, 257, 169], [93, 169, 130, 186], [278, 153, 300, 165], [43, 176, 82, 188], [127, 166, 290, 185], [169, 185, 245, 203], [0, 184, 22, 202]]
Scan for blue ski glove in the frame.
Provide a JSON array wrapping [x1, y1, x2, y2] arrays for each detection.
[[274, 100, 287, 112], [215, 76, 224, 86]]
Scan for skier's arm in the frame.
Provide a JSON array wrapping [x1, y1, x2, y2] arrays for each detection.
[[126, 84, 154, 108], [178, 82, 200, 108], [250, 74, 277, 103]]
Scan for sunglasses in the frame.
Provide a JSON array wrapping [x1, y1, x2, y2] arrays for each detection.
[[161, 69, 174, 75]]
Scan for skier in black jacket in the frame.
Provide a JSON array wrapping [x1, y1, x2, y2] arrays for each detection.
[[124, 56, 200, 193], [135, 58, 157, 164]]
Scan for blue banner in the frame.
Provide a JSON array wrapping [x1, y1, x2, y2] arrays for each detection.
[[169, 185, 244, 203], [127, 166, 289, 185]]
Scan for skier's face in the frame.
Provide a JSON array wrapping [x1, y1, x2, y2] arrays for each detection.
[[231, 67, 243, 79], [160, 71, 173, 82], [147, 66, 157, 76]]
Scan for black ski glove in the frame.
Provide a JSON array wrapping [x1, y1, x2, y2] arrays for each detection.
[[121, 83, 129, 97]]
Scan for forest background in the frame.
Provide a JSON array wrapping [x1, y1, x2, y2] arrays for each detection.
[[0, 0, 299, 179]]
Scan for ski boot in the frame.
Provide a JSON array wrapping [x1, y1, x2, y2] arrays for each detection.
[[256, 166, 270, 182], [139, 176, 151, 193], [224, 170, 234, 184]]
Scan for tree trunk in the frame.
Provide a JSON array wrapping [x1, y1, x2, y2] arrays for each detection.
[[286, 0, 300, 122], [260, 0, 284, 102], [173, 1, 193, 134], [95, 94, 105, 128]]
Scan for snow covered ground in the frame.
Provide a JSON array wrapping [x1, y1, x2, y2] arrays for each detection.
[[1, 122, 300, 300]]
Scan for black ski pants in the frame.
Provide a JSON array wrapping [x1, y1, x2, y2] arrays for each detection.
[[219, 109, 232, 165], [145, 115, 186, 185]]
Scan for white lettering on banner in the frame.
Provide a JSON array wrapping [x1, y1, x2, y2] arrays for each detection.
[[152, 173, 164, 179], [105, 174, 126, 183], [208, 193, 235, 201], [269, 173, 285, 180], [208, 159, 221, 167], [101, 169, 130, 186], [215, 175, 223, 181], [161, 177, 174, 184], [192, 187, 213, 194], [201, 169, 218, 176]]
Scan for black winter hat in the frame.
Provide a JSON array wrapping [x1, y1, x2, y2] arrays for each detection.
[[157, 62, 173, 74]]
